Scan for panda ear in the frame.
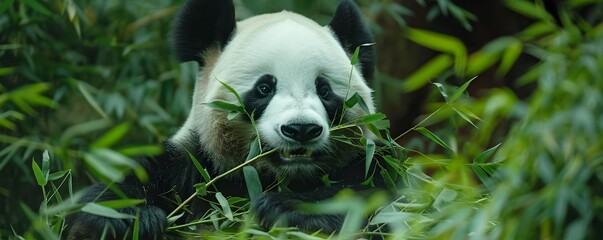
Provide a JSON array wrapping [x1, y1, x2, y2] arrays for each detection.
[[328, 0, 375, 80], [172, 0, 236, 66]]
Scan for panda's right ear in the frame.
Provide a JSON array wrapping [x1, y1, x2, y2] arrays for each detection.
[[172, 0, 236, 66]]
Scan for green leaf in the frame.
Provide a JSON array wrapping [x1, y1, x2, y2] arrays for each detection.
[[188, 151, 211, 183], [91, 123, 130, 149], [22, 0, 52, 16], [60, 119, 112, 147], [432, 188, 458, 211], [194, 183, 207, 196], [83, 149, 148, 183], [344, 93, 370, 114], [471, 165, 494, 189], [48, 170, 70, 181], [370, 211, 431, 225], [41, 150, 50, 182], [473, 143, 502, 164], [466, 51, 501, 76], [215, 192, 233, 221], [350, 43, 374, 65], [519, 21, 557, 39], [450, 76, 477, 103], [118, 145, 163, 157], [452, 107, 478, 128], [133, 208, 140, 240], [167, 212, 185, 226], [0, 67, 15, 76], [218, 81, 243, 106], [32, 159, 47, 187], [358, 113, 386, 125], [203, 101, 243, 113], [351, 46, 361, 65], [415, 127, 452, 151], [93, 149, 148, 182], [404, 54, 453, 92], [406, 28, 466, 76], [227, 111, 239, 120], [496, 39, 522, 77], [243, 166, 262, 201], [380, 168, 396, 189], [83, 153, 125, 182], [432, 82, 449, 100], [505, 0, 554, 22], [364, 139, 376, 177], [78, 82, 108, 119], [96, 199, 144, 209], [0, 0, 15, 14], [81, 202, 135, 219], [246, 137, 261, 161]]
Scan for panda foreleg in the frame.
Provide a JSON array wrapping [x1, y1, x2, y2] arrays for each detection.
[[251, 188, 345, 233], [63, 182, 167, 240]]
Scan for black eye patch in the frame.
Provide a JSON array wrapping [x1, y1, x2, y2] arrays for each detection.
[[242, 74, 277, 120], [316, 76, 344, 122]]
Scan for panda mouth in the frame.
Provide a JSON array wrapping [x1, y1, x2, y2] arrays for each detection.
[[279, 148, 314, 161]]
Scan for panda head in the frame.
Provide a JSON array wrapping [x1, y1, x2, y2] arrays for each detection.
[[172, 0, 375, 179]]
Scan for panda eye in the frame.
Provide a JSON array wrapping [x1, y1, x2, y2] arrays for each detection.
[[318, 85, 330, 98], [257, 83, 273, 96]]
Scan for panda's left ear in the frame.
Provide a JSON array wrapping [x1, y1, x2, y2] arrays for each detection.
[[328, 0, 375, 80], [172, 0, 236, 66]]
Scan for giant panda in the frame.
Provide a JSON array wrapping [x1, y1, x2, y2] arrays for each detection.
[[65, 0, 378, 239]]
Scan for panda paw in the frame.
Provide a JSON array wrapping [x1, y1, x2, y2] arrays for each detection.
[[251, 192, 343, 233], [65, 206, 166, 240]]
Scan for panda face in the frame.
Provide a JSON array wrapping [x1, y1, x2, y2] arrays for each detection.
[[203, 14, 368, 177], [172, 2, 375, 178]]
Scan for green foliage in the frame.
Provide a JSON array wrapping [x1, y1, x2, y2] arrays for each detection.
[[3, 0, 603, 239]]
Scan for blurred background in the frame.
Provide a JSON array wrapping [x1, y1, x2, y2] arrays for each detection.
[[1, 0, 602, 239]]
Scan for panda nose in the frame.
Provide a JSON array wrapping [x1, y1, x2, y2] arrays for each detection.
[[281, 124, 323, 143]]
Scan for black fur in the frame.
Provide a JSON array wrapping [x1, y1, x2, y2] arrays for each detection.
[[172, 0, 236, 65], [316, 76, 345, 122], [328, 0, 375, 80], [243, 74, 277, 120]]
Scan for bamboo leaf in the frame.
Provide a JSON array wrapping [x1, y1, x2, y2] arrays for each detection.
[[243, 166, 262, 201], [344, 92, 370, 114], [118, 145, 163, 157], [415, 127, 452, 151], [188, 151, 211, 183], [452, 107, 478, 129], [81, 203, 135, 219], [497, 40, 523, 77], [406, 28, 466, 76], [350, 43, 374, 65], [41, 150, 50, 182], [194, 183, 207, 196], [473, 143, 502, 164], [365, 139, 376, 177], [358, 113, 386, 125], [218, 81, 243, 106], [91, 123, 130, 149], [133, 208, 140, 240], [246, 137, 261, 161], [97, 199, 145, 209], [215, 192, 233, 221], [450, 76, 477, 103], [78, 82, 108, 119], [203, 101, 243, 113], [404, 54, 453, 92], [432, 82, 449, 101], [32, 159, 47, 187]]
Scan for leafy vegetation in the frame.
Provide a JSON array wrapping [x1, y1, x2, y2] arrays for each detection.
[[2, 0, 602, 239]]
